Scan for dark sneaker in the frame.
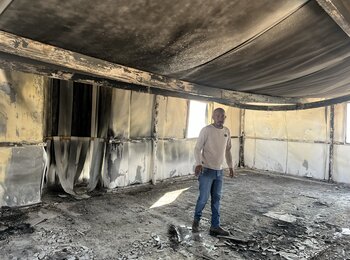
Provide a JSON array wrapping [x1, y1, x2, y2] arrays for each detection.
[[209, 226, 230, 237], [192, 220, 200, 233]]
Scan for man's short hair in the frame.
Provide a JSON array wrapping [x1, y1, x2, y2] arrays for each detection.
[[213, 108, 225, 114]]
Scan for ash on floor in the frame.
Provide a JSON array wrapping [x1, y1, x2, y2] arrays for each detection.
[[1, 170, 350, 259]]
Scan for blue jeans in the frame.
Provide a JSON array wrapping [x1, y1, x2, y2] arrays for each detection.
[[194, 167, 223, 228]]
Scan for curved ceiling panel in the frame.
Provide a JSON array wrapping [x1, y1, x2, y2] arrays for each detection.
[[176, 1, 350, 98], [0, 0, 349, 99], [0, 0, 306, 75]]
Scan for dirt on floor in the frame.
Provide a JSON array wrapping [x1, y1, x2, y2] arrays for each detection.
[[1, 169, 350, 260]]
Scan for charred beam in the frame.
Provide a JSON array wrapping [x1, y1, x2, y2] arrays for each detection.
[[2, 52, 350, 111], [1, 32, 350, 110], [238, 109, 245, 168], [328, 105, 335, 182], [317, 0, 350, 37], [0, 30, 300, 105]]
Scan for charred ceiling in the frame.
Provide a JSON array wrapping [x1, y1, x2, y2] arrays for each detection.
[[0, 0, 350, 109]]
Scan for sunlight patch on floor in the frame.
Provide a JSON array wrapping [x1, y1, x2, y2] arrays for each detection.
[[150, 187, 190, 209]]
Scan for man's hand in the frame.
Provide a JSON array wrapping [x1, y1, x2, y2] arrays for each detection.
[[229, 168, 234, 178], [195, 165, 202, 177]]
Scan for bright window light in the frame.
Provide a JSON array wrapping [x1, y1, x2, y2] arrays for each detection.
[[346, 103, 350, 143], [187, 101, 207, 138]]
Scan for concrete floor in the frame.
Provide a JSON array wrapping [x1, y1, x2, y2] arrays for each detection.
[[1, 169, 350, 259]]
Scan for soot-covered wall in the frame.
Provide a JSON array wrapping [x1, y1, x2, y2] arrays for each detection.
[[0, 69, 47, 206], [45, 79, 241, 195]]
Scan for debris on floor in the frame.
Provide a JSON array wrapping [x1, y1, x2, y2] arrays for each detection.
[[1, 170, 350, 259]]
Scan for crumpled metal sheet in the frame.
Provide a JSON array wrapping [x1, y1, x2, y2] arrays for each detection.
[[0, 146, 46, 207]]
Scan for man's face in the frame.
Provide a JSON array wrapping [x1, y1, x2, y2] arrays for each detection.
[[212, 110, 226, 127]]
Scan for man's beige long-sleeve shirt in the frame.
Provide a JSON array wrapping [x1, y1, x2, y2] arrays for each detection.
[[194, 124, 233, 170]]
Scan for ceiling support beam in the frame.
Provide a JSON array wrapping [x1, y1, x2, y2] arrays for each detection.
[[317, 0, 350, 37], [0, 30, 350, 110], [0, 30, 301, 105], [1, 52, 350, 111]]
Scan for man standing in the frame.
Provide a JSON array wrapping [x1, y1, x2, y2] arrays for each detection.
[[192, 107, 234, 236]]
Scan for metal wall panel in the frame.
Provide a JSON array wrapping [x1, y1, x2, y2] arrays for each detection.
[[0, 69, 45, 142], [245, 108, 329, 141], [285, 108, 328, 142], [130, 92, 153, 138], [244, 107, 332, 180], [287, 142, 329, 180], [245, 110, 287, 139], [127, 141, 152, 184], [0, 146, 45, 207], [333, 145, 350, 184], [334, 103, 346, 143], [109, 89, 131, 138], [226, 108, 241, 137], [104, 142, 129, 188], [158, 96, 188, 138], [156, 139, 195, 181], [254, 139, 288, 173], [244, 138, 255, 169], [245, 138, 330, 180]]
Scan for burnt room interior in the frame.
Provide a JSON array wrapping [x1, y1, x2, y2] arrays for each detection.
[[1, 0, 350, 259]]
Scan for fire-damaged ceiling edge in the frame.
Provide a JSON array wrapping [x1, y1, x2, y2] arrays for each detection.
[[0, 30, 348, 111], [0, 0, 13, 16], [317, 0, 350, 37]]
